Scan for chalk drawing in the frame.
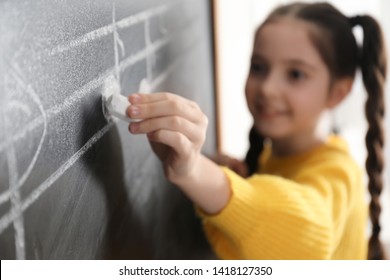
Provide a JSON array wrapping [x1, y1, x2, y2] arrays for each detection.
[[10, 65, 48, 191], [46, 3, 173, 57], [138, 78, 151, 93], [3, 102, 25, 257], [1, 68, 45, 259], [5, 138, 25, 260], [4, 114, 24, 259], [0, 14, 199, 209], [101, 74, 121, 122], [0, 67, 48, 205], [0, 41, 192, 235], [145, 18, 153, 84], [0, 4, 173, 237], [3, 64, 48, 259], [0, 122, 114, 235], [6, 101, 31, 118], [0, 103, 31, 207], [0, 191, 10, 205], [0, 36, 170, 156], [0, 6, 201, 155], [0, 1, 201, 245], [112, 3, 125, 87]]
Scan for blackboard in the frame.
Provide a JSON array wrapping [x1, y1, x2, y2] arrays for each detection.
[[0, 0, 217, 259]]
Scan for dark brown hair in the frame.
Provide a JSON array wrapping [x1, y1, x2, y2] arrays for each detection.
[[244, 2, 387, 259]]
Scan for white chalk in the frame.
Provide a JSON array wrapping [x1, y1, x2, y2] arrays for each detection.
[[105, 93, 133, 122], [101, 74, 139, 123]]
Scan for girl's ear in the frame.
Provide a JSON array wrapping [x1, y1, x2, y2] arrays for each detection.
[[326, 78, 354, 109]]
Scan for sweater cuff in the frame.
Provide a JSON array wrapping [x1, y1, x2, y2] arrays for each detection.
[[196, 167, 260, 242]]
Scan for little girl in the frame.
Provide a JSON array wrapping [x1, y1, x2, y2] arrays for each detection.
[[126, 2, 387, 259]]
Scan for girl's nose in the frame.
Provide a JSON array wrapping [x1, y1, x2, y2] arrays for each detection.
[[260, 73, 279, 99]]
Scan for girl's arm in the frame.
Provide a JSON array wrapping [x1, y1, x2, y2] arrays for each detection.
[[127, 92, 231, 214]]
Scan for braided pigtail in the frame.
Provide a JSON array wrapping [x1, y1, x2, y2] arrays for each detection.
[[244, 126, 265, 176], [350, 15, 387, 260]]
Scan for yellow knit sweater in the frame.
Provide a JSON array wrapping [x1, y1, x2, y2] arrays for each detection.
[[198, 135, 368, 259]]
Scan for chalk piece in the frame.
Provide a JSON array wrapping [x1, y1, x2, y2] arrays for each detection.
[[101, 74, 140, 123], [105, 93, 133, 122]]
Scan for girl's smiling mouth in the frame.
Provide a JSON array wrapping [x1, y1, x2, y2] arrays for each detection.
[[255, 103, 289, 120]]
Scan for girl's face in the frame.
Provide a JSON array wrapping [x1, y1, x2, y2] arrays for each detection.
[[245, 17, 332, 140]]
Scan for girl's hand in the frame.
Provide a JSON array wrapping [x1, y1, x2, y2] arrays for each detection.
[[127, 93, 208, 184], [127, 92, 231, 214]]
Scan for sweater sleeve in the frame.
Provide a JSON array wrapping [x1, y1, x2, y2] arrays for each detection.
[[197, 156, 361, 260]]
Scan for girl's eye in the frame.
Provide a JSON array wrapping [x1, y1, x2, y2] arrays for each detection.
[[288, 69, 306, 80], [250, 62, 267, 75]]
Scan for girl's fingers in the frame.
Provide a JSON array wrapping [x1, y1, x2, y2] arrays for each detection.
[[147, 129, 192, 158], [127, 93, 205, 124], [129, 116, 204, 144]]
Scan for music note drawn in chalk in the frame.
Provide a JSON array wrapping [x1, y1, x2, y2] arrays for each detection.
[[1, 64, 48, 260]]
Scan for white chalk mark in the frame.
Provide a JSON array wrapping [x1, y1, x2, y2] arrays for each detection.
[[0, 35, 171, 159], [145, 18, 153, 83], [0, 25, 197, 217], [102, 74, 144, 121], [119, 35, 169, 74], [0, 122, 114, 235], [5, 131, 25, 260], [3, 65, 48, 260], [5, 148, 18, 206], [4, 101, 24, 260], [11, 192, 25, 259], [138, 78, 151, 93], [0, 3, 199, 235], [0, 192, 10, 205], [6, 101, 32, 118], [0, 101, 31, 205], [0, 66, 49, 259], [47, 4, 171, 57], [113, 3, 119, 84], [0, 46, 187, 234], [47, 26, 113, 57], [10, 65, 48, 191], [117, 38, 125, 57], [0, 115, 42, 158], [47, 36, 169, 120], [3, 119, 23, 260], [112, 3, 125, 87], [0, 104, 9, 206]]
